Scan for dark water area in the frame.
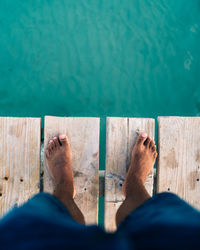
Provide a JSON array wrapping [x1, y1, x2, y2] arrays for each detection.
[[0, 0, 200, 226]]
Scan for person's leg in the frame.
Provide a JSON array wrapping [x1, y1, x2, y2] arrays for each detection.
[[116, 132, 157, 226], [45, 134, 85, 224]]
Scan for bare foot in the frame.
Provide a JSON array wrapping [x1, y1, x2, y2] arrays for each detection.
[[122, 132, 158, 198], [116, 133, 157, 226], [45, 134, 85, 224], [45, 134, 76, 199]]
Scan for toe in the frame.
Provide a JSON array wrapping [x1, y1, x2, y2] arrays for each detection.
[[144, 137, 151, 147], [47, 141, 52, 151], [45, 150, 50, 158], [49, 140, 55, 150], [53, 137, 60, 148], [152, 145, 156, 152], [136, 132, 148, 146], [58, 134, 68, 146], [149, 140, 155, 148], [153, 151, 158, 159]]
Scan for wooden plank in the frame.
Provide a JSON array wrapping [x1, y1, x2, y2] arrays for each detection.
[[44, 116, 100, 225], [0, 117, 41, 216], [105, 117, 155, 231], [157, 116, 200, 209]]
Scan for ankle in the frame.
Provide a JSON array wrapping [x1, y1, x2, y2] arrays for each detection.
[[131, 171, 147, 184], [53, 190, 74, 203], [126, 181, 150, 203], [125, 176, 145, 198], [53, 183, 74, 200], [53, 192, 85, 224]]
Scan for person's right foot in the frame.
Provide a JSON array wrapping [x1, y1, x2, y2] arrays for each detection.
[[45, 134, 85, 225], [122, 133, 157, 197], [45, 134, 75, 199]]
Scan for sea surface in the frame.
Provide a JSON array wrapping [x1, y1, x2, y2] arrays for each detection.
[[0, 0, 200, 226]]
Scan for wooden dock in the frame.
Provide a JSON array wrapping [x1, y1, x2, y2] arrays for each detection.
[[0, 116, 200, 231]]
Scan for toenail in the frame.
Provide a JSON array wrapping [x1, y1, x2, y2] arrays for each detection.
[[60, 134, 66, 139], [140, 133, 147, 138], [53, 137, 57, 140]]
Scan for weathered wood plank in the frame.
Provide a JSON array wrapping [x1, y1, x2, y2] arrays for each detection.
[[44, 116, 100, 224], [157, 117, 200, 209], [0, 117, 41, 216], [105, 117, 155, 231]]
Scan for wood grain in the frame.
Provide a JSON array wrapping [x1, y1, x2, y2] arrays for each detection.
[[104, 117, 155, 231], [44, 116, 100, 224], [157, 117, 200, 209], [0, 117, 41, 216]]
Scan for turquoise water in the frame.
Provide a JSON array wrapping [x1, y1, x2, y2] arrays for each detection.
[[0, 0, 200, 226]]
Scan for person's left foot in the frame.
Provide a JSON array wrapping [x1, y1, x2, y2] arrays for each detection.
[[45, 134, 76, 199]]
